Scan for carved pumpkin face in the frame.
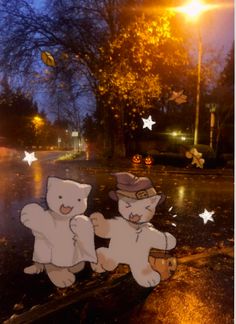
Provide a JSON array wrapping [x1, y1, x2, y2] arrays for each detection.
[[144, 155, 153, 165], [132, 154, 142, 164]]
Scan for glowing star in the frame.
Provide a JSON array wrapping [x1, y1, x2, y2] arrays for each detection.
[[23, 151, 38, 166], [199, 209, 215, 224], [142, 115, 156, 130]]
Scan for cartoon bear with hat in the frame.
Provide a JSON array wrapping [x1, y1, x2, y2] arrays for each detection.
[[90, 172, 176, 287]]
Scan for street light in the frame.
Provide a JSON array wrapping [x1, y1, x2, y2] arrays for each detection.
[[32, 116, 44, 132], [175, 1, 209, 145], [33, 116, 44, 127], [175, 0, 210, 20]]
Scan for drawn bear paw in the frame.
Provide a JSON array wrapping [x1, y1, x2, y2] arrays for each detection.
[[90, 261, 106, 273], [91, 247, 117, 273], [45, 264, 76, 288], [24, 262, 44, 274], [132, 265, 161, 287], [165, 232, 177, 250], [69, 261, 85, 274], [90, 212, 110, 237]]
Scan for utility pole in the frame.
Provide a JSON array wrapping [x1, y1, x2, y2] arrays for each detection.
[[194, 23, 202, 145]]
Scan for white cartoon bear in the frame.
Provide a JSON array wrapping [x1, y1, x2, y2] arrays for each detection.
[[91, 172, 176, 288], [21, 176, 97, 288]]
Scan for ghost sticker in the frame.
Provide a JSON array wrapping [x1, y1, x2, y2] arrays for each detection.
[[20, 176, 97, 288], [90, 172, 177, 288]]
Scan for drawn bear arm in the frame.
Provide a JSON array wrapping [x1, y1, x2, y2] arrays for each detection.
[[90, 213, 117, 239], [21, 203, 52, 238], [148, 226, 177, 250]]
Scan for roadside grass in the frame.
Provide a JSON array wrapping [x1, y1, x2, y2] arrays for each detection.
[[57, 151, 85, 161]]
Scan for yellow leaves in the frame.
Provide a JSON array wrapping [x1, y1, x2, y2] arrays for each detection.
[[96, 12, 186, 110], [149, 36, 158, 45], [98, 85, 106, 94]]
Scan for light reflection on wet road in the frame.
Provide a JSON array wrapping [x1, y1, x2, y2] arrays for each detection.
[[0, 152, 233, 323]]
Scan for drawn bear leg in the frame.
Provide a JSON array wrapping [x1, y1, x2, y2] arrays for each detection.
[[24, 262, 44, 274], [91, 247, 118, 273], [130, 262, 161, 288], [45, 264, 76, 288], [69, 262, 85, 274]]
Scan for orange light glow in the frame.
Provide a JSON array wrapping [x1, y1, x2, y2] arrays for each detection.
[[178, 0, 208, 18], [173, 1, 222, 20], [32, 116, 44, 132]]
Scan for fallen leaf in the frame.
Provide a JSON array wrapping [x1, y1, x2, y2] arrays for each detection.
[[41, 51, 56, 67], [13, 303, 24, 311], [185, 148, 205, 168]]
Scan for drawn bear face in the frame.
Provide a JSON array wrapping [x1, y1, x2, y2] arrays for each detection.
[[46, 177, 91, 218], [118, 195, 161, 224]]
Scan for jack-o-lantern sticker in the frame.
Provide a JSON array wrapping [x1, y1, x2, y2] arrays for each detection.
[[144, 155, 154, 165], [132, 154, 142, 164]]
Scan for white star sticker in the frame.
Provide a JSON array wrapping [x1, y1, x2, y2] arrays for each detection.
[[142, 115, 156, 130], [23, 151, 38, 166], [199, 209, 215, 224]]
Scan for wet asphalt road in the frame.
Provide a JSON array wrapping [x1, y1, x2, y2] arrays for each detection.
[[0, 151, 234, 323]]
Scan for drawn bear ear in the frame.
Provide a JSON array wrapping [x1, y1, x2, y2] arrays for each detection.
[[47, 176, 61, 190], [81, 184, 92, 197], [151, 194, 166, 206]]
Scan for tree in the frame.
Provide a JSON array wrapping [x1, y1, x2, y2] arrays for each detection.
[[0, 0, 218, 156], [0, 78, 38, 146], [0, 77, 56, 147], [96, 10, 190, 155], [210, 44, 234, 154]]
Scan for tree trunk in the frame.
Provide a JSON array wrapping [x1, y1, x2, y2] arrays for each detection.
[[112, 104, 126, 158]]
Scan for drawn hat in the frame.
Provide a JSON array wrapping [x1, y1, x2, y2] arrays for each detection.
[[109, 172, 165, 203]]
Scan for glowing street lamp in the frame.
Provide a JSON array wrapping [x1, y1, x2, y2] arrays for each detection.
[[175, 1, 209, 145], [32, 116, 44, 130], [175, 0, 211, 20], [32, 116, 44, 140]]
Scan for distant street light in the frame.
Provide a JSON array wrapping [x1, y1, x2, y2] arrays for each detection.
[[175, 1, 210, 145], [32, 116, 44, 130]]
